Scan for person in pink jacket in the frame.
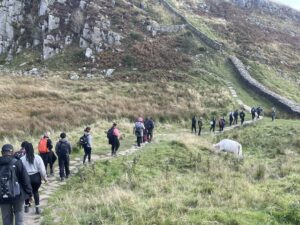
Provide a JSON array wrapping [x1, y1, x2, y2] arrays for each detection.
[[108, 123, 121, 156]]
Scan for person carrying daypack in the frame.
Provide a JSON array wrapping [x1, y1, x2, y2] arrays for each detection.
[[55, 133, 72, 181], [233, 110, 239, 125], [145, 117, 155, 142], [198, 117, 203, 136], [191, 116, 197, 134], [82, 127, 92, 164], [134, 118, 145, 147], [0, 144, 32, 225], [21, 143, 47, 214], [219, 117, 226, 131], [240, 110, 245, 125], [257, 107, 262, 119], [108, 123, 121, 156], [38, 132, 54, 175], [210, 117, 216, 133], [229, 112, 234, 126]]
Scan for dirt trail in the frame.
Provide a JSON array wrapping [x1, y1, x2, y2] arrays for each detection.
[[23, 83, 262, 225]]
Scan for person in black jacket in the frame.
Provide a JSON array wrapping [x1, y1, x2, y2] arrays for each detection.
[[233, 110, 239, 125], [55, 133, 72, 181], [240, 110, 245, 125], [0, 144, 32, 225], [191, 116, 197, 134]]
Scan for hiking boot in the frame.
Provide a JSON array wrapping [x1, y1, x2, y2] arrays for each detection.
[[24, 205, 29, 213], [60, 177, 64, 182], [35, 207, 41, 214]]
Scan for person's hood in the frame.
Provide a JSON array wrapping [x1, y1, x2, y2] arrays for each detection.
[[59, 138, 68, 143], [0, 155, 14, 165]]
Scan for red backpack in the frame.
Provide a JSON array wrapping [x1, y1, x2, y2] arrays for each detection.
[[38, 138, 48, 154]]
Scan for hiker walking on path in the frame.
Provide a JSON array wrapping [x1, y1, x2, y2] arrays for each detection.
[[251, 107, 256, 120], [210, 117, 216, 133], [82, 127, 92, 164], [240, 110, 245, 125], [198, 117, 203, 136], [21, 143, 47, 214], [38, 132, 54, 175], [55, 133, 72, 181], [233, 110, 239, 125], [229, 112, 234, 126], [0, 144, 32, 225], [219, 117, 226, 132], [271, 107, 276, 121], [257, 107, 263, 119], [134, 117, 145, 147], [145, 117, 155, 142], [108, 123, 121, 156], [191, 116, 197, 134]]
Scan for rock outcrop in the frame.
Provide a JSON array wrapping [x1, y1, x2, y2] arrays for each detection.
[[229, 56, 300, 116], [0, 0, 123, 61]]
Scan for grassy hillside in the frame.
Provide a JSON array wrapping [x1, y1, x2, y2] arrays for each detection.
[[41, 119, 300, 225]]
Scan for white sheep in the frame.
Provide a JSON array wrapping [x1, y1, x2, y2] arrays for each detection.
[[213, 139, 243, 159]]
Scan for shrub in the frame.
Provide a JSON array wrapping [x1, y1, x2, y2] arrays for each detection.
[[129, 32, 144, 42], [123, 54, 136, 67]]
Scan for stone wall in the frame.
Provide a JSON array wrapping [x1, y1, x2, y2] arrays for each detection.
[[229, 56, 300, 116], [160, 0, 223, 50]]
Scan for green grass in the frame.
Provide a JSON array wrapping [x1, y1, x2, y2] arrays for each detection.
[[41, 119, 300, 225]]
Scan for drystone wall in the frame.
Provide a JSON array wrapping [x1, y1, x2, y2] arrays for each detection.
[[229, 56, 300, 116], [160, 0, 223, 50]]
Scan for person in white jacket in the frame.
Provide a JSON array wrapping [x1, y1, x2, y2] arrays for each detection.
[[21, 143, 47, 214]]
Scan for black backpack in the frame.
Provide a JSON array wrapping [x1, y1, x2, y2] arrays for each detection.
[[79, 135, 88, 148], [107, 128, 114, 140], [0, 159, 21, 204]]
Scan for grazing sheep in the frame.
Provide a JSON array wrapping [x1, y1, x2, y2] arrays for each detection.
[[213, 139, 243, 159]]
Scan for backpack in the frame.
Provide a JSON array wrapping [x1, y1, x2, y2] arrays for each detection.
[[79, 135, 88, 147], [38, 138, 48, 154], [135, 123, 143, 137], [107, 128, 114, 140], [57, 141, 70, 155], [146, 120, 154, 130], [0, 159, 21, 204]]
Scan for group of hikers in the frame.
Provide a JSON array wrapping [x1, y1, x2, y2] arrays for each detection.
[[191, 106, 270, 134], [0, 117, 155, 225], [0, 129, 79, 224]]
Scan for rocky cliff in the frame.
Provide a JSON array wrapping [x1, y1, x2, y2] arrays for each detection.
[[0, 0, 122, 61]]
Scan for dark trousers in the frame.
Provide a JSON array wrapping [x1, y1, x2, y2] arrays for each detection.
[[198, 127, 202, 136], [230, 119, 233, 126], [25, 173, 41, 206], [83, 147, 92, 163], [210, 125, 215, 132], [58, 154, 70, 178], [234, 117, 238, 124], [241, 118, 245, 125], [48, 151, 56, 174], [40, 152, 51, 174], [191, 125, 197, 134], [137, 136, 142, 147], [111, 137, 120, 155], [147, 129, 153, 142], [252, 113, 255, 120], [1, 199, 24, 225]]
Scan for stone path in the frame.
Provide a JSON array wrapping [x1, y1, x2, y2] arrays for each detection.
[[23, 144, 148, 225]]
